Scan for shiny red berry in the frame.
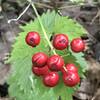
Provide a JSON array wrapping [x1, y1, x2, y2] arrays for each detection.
[[61, 64, 78, 74], [63, 72, 80, 87], [47, 55, 64, 71], [43, 72, 59, 87], [71, 38, 85, 53], [25, 31, 40, 47], [32, 52, 48, 67], [53, 34, 69, 50], [32, 65, 49, 76]]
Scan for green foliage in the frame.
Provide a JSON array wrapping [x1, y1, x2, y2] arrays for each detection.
[[8, 11, 87, 100]]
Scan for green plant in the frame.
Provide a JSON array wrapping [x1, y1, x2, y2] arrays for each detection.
[[7, 2, 88, 99]]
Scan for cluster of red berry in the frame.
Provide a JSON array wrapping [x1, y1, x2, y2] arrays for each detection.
[[25, 31, 85, 87]]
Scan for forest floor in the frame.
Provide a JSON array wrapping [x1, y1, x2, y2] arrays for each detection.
[[0, 0, 100, 100]]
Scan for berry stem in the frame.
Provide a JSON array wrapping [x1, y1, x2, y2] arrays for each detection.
[[63, 65, 68, 72], [29, 0, 56, 55], [28, 0, 67, 72]]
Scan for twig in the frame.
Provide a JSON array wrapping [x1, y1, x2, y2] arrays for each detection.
[[59, 5, 80, 10], [34, 2, 53, 9], [91, 95, 96, 100], [90, 9, 100, 25], [8, 3, 31, 23]]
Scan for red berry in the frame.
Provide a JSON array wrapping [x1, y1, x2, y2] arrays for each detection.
[[61, 64, 78, 74], [25, 31, 40, 47], [71, 38, 85, 53], [43, 72, 59, 87], [32, 52, 48, 67], [63, 72, 80, 87], [53, 34, 69, 50], [32, 65, 49, 76], [47, 55, 64, 71]]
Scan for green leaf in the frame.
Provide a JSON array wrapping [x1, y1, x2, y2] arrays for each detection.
[[8, 11, 87, 100]]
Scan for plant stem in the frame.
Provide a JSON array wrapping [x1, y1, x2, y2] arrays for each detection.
[[29, 0, 67, 72], [30, 1, 56, 55]]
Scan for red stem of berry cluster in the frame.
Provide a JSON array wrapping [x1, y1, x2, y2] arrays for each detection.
[[29, 0, 67, 73]]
